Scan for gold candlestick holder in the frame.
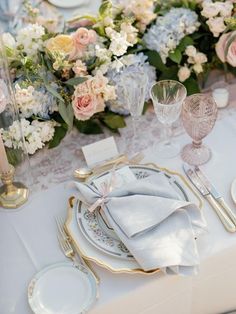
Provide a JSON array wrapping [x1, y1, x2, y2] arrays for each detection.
[[0, 165, 29, 209]]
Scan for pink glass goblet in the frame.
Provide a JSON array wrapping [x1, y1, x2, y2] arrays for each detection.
[[181, 93, 218, 166]]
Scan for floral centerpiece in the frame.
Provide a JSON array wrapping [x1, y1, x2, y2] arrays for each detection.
[[1, 0, 236, 157]]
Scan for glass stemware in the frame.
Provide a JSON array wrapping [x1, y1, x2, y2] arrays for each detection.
[[121, 70, 149, 153], [181, 93, 218, 166], [150, 80, 187, 159]]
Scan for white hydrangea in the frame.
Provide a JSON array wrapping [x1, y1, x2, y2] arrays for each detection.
[[144, 8, 200, 63], [1, 119, 56, 155], [16, 23, 45, 57], [15, 84, 58, 119]]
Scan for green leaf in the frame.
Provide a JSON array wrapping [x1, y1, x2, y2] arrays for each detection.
[[183, 77, 200, 95], [99, 0, 112, 17], [144, 50, 167, 72], [74, 120, 103, 134], [159, 65, 179, 80], [58, 101, 74, 131], [6, 148, 24, 166], [177, 36, 194, 52], [169, 48, 182, 64], [102, 114, 126, 130], [48, 126, 68, 149], [45, 84, 65, 103], [65, 77, 87, 86]]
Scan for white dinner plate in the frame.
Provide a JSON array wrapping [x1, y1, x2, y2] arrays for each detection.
[[48, 0, 87, 8], [28, 262, 97, 314], [231, 178, 236, 205], [66, 164, 202, 274], [76, 165, 189, 261]]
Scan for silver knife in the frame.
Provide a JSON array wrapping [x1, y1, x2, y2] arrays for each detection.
[[183, 164, 236, 233], [195, 166, 236, 226]]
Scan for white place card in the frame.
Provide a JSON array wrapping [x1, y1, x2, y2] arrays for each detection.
[[82, 137, 119, 166], [93, 166, 137, 192]]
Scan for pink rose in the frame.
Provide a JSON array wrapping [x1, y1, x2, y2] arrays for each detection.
[[70, 28, 97, 60], [72, 93, 105, 121], [73, 27, 97, 48], [216, 31, 236, 66]]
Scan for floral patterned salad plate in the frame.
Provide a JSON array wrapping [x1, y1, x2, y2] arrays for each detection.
[[66, 164, 202, 274]]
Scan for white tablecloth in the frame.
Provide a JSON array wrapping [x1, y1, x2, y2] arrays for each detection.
[[1, 111, 236, 314]]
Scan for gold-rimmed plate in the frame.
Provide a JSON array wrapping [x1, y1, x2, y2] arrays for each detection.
[[231, 178, 236, 205], [66, 164, 202, 275]]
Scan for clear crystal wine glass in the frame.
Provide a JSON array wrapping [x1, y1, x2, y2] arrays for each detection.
[[181, 93, 218, 166], [150, 80, 187, 158], [121, 70, 149, 153]]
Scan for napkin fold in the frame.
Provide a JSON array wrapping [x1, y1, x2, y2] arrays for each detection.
[[75, 171, 207, 275]]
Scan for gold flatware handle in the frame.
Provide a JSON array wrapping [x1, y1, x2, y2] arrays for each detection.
[[67, 197, 100, 284], [217, 197, 236, 226], [206, 194, 236, 233]]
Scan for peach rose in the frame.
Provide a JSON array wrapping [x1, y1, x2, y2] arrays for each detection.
[[90, 73, 108, 95], [72, 94, 104, 121], [216, 31, 236, 66]]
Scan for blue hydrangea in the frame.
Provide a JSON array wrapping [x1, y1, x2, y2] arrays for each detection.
[[106, 53, 156, 115], [143, 8, 200, 63]]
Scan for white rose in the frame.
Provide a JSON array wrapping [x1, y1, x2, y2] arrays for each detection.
[[185, 45, 197, 57], [178, 66, 191, 82], [201, 1, 220, 18], [194, 52, 208, 64], [193, 63, 203, 74], [2, 33, 16, 49], [207, 17, 226, 37]]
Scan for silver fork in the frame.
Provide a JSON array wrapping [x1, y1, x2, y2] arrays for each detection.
[[56, 216, 100, 284]]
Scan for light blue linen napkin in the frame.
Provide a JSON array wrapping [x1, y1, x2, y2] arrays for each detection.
[[75, 172, 207, 275]]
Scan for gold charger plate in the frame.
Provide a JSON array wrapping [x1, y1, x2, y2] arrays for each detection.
[[65, 164, 202, 275]]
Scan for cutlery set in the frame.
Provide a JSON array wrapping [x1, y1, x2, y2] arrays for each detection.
[[184, 164, 236, 233]]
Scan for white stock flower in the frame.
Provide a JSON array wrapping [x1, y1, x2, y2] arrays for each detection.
[[16, 23, 45, 57], [120, 22, 138, 45], [178, 66, 191, 82], [1, 118, 56, 155], [108, 31, 132, 57], [15, 84, 58, 119], [206, 17, 226, 37]]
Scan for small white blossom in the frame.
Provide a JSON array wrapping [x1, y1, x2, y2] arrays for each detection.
[[206, 16, 226, 37], [178, 66, 191, 82]]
